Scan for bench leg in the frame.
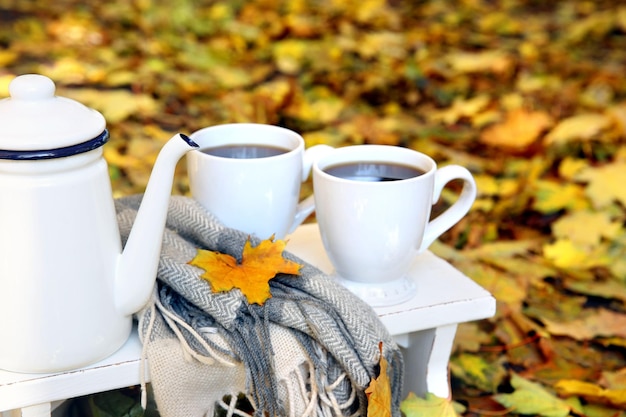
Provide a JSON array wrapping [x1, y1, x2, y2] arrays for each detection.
[[400, 324, 458, 399], [19, 403, 51, 417]]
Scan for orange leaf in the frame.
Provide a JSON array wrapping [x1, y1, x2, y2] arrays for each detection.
[[480, 109, 553, 150], [188, 236, 302, 305], [365, 342, 392, 417]]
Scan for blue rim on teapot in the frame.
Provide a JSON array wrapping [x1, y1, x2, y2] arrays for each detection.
[[0, 74, 107, 159]]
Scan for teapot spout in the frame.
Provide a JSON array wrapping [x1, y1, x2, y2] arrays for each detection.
[[115, 133, 198, 316]]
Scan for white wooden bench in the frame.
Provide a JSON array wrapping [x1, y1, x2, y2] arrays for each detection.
[[0, 224, 495, 417]]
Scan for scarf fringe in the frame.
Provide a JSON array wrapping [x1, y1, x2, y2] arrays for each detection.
[[139, 291, 240, 410], [140, 296, 367, 417]]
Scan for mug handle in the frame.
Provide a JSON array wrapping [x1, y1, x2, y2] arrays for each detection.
[[419, 165, 477, 252], [288, 144, 335, 235]]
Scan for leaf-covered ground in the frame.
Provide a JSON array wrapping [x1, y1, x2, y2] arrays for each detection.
[[2, 0, 626, 416]]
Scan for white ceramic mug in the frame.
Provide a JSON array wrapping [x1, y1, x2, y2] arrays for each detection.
[[187, 123, 329, 239], [311, 145, 477, 306]]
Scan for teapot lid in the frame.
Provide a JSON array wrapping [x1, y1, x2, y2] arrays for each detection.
[[0, 74, 107, 159]]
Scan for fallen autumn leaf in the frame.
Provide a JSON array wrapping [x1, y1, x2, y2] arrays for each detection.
[[188, 236, 302, 305]]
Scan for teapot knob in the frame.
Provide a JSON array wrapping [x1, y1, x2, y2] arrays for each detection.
[[9, 74, 55, 100]]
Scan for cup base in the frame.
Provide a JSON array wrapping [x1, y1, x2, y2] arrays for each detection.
[[331, 273, 417, 307]]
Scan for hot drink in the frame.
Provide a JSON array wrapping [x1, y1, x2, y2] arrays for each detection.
[[311, 144, 477, 306], [323, 161, 425, 182], [202, 144, 289, 159], [188, 123, 332, 239]]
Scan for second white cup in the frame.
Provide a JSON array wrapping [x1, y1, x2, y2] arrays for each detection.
[[312, 145, 477, 306], [187, 123, 328, 239]]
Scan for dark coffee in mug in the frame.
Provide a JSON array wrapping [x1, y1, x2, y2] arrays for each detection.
[[323, 161, 426, 182], [203, 144, 289, 159]]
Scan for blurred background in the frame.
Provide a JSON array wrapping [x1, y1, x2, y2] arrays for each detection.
[[1, 0, 626, 415]]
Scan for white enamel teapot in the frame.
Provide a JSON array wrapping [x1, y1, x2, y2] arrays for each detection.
[[0, 74, 198, 373]]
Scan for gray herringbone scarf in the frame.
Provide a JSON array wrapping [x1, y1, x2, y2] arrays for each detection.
[[116, 195, 404, 417]]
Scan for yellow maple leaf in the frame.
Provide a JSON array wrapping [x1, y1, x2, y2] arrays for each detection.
[[188, 237, 302, 305], [575, 162, 626, 208], [551, 210, 623, 247], [365, 342, 392, 417]]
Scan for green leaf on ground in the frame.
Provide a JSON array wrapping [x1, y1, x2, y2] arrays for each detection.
[[493, 374, 571, 417]]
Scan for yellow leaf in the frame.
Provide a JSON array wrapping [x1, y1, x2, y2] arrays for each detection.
[[357, 32, 406, 60], [63, 88, 159, 123], [286, 87, 346, 123], [188, 237, 302, 305], [540, 309, 626, 341], [446, 50, 512, 74], [303, 129, 348, 148], [474, 174, 500, 196], [254, 78, 294, 110], [354, 0, 391, 24], [450, 353, 506, 393], [0, 50, 18, 67], [516, 73, 563, 93], [544, 113, 612, 145], [555, 379, 626, 408], [0, 74, 14, 98], [480, 109, 553, 150], [453, 261, 527, 310], [566, 279, 626, 304], [564, 11, 616, 43], [598, 338, 626, 349], [365, 342, 392, 417], [210, 65, 254, 89], [401, 392, 460, 417], [575, 162, 626, 208], [273, 39, 308, 74], [551, 210, 623, 247], [429, 95, 491, 125], [558, 157, 588, 180], [532, 180, 590, 214], [42, 57, 92, 84], [542, 239, 610, 270]]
